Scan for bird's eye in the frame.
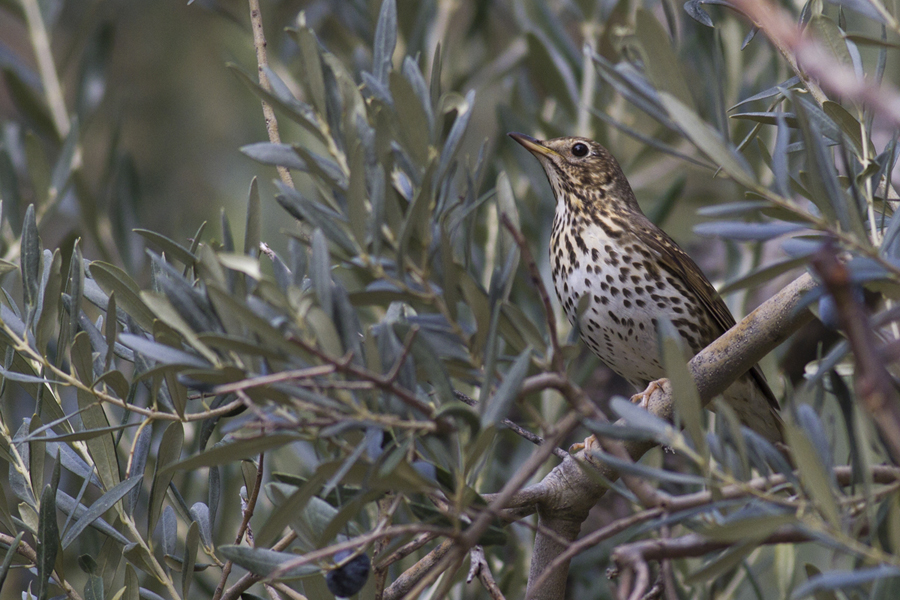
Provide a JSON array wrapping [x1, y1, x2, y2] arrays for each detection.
[[572, 143, 589, 157]]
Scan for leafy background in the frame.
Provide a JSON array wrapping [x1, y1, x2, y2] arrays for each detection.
[[1, 0, 899, 599]]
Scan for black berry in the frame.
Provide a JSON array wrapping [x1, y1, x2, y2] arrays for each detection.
[[325, 550, 371, 598]]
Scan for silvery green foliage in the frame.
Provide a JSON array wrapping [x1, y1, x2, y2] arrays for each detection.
[[0, 0, 898, 599]]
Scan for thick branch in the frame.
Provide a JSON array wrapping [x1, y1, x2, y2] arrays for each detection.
[[524, 272, 817, 600]]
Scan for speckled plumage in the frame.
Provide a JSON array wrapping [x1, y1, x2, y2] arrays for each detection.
[[510, 133, 782, 442]]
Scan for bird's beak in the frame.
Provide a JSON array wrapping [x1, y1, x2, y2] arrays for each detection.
[[508, 132, 558, 158]]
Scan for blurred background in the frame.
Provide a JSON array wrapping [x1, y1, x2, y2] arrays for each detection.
[[0, 0, 787, 278]]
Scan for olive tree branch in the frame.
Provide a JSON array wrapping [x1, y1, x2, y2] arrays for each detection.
[[247, 0, 294, 188], [522, 272, 817, 600]]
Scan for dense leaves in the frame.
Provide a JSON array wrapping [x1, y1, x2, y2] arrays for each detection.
[[0, 0, 899, 599]]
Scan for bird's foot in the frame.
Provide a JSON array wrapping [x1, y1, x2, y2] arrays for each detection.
[[631, 378, 669, 410], [569, 434, 602, 455]]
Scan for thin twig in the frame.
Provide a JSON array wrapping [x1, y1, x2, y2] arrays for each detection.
[[382, 539, 455, 600], [287, 333, 444, 423], [454, 390, 568, 459], [213, 451, 266, 600], [0, 534, 84, 600], [810, 242, 900, 462], [468, 546, 506, 600], [220, 531, 298, 600], [500, 214, 565, 374], [248, 0, 294, 188], [611, 527, 813, 600]]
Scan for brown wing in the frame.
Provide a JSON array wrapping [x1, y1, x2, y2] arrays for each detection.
[[635, 217, 780, 412]]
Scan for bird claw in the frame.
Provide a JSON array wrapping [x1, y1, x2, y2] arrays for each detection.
[[631, 378, 668, 410], [569, 434, 602, 455]]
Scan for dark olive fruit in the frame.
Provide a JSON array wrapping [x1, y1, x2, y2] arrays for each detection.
[[325, 550, 371, 598]]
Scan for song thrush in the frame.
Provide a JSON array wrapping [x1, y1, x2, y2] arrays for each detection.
[[510, 133, 782, 443]]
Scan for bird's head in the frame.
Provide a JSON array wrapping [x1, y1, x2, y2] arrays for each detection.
[[508, 133, 640, 214]]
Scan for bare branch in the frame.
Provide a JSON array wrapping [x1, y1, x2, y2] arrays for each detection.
[[810, 243, 900, 462], [500, 213, 565, 373], [468, 546, 506, 600], [611, 528, 812, 599], [248, 0, 294, 188]]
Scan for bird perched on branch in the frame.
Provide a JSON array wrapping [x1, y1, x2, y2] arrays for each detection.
[[510, 133, 782, 444]]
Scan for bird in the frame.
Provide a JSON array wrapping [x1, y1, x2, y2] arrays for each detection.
[[509, 132, 783, 444]]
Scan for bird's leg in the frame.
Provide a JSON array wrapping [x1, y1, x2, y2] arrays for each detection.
[[631, 378, 669, 410]]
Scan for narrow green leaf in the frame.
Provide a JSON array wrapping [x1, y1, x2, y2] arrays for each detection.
[[390, 69, 430, 162], [118, 332, 210, 369], [182, 520, 199, 597], [2, 68, 56, 140], [808, 15, 852, 68], [139, 293, 218, 365], [658, 318, 706, 456], [634, 9, 695, 110], [368, 164, 385, 256], [148, 422, 184, 534], [50, 119, 79, 197], [126, 426, 151, 515], [160, 432, 301, 475], [133, 230, 197, 267], [89, 262, 156, 331], [699, 513, 797, 542], [482, 347, 531, 427], [229, 63, 325, 144], [588, 446, 707, 485], [372, 0, 397, 85], [122, 542, 158, 577], [0, 531, 25, 590], [256, 470, 329, 548], [524, 32, 578, 112], [103, 292, 117, 372], [0, 150, 22, 235], [61, 476, 142, 549], [792, 565, 900, 599], [609, 397, 674, 440], [36, 460, 61, 600], [346, 143, 368, 248], [822, 101, 875, 157], [659, 93, 758, 190], [784, 422, 840, 528], [218, 545, 320, 580], [83, 573, 103, 600], [402, 55, 434, 134], [244, 177, 260, 257], [275, 183, 357, 256], [123, 563, 139, 600], [161, 505, 177, 557], [437, 89, 474, 182], [55, 490, 129, 546], [74, 334, 120, 490], [685, 542, 756, 585], [294, 27, 327, 117], [189, 502, 213, 550], [29, 416, 46, 499], [62, 239, 85, 355], [21, 204, 41, 311], [791, 95, 866, 238], [36, 249, 61, 352], [310, 228, 333, 317]]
